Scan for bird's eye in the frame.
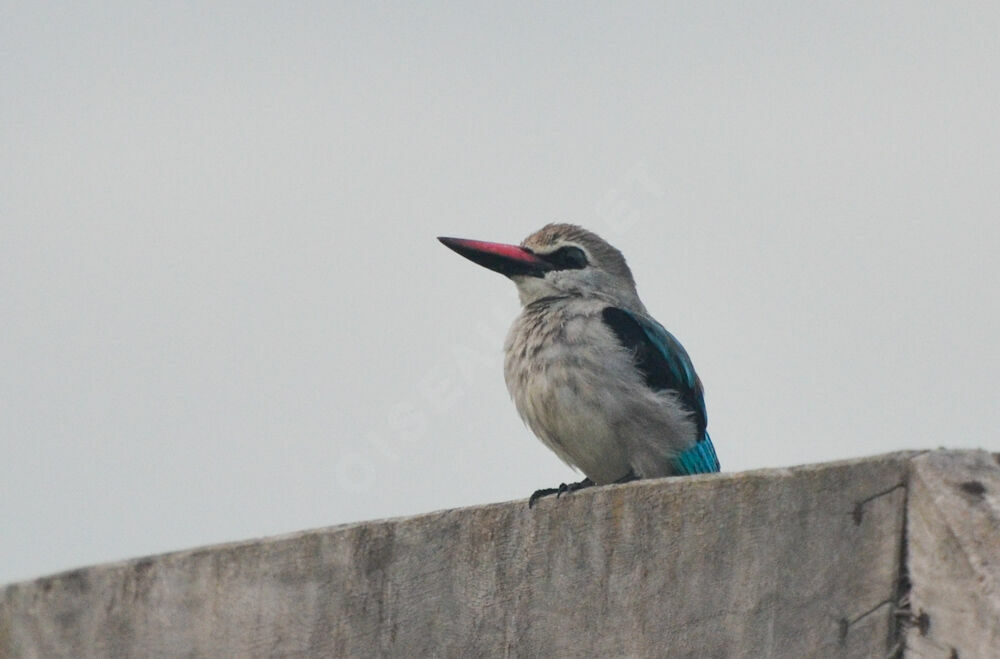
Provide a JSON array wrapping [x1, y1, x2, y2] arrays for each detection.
[[545, 245, 588, 270]]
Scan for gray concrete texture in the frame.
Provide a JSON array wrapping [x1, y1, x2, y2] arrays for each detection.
[[2, 450, 996, 658]]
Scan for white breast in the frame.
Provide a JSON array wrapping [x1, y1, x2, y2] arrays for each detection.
[[503, 298, 638, 484]]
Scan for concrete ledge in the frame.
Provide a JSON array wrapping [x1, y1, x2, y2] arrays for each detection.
[[6, 450, 990, 658], [906, 450, 1000, 657]]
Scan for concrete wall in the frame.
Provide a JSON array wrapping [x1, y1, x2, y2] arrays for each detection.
[[905, 451, 1000, 657], [2, 450, 996, 658]]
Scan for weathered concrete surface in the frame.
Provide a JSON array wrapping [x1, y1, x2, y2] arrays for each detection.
[[905, 450, 1000, 658], [1, 453, 915, 658]]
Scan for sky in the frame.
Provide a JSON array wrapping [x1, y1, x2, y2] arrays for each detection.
[[2, 2, 999, 585]]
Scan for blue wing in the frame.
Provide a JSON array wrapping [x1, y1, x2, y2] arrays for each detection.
[[601, 307, 720, 474]]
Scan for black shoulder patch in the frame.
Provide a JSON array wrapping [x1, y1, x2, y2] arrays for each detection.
[[601, 307, 673, 391], [601, 307, 707, 435]]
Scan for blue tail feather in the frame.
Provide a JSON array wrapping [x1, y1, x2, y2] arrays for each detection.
[[673, 433, 720, 475]]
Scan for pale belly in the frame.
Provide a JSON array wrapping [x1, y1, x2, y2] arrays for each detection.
[[508, 354, 635, 485]]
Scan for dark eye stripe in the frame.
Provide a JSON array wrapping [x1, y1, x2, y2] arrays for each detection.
[[543, 245, 588, 270]]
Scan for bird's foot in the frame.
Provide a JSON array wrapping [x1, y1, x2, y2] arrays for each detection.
[[528, 478, 595, 508], [557, 478, 595, 498]]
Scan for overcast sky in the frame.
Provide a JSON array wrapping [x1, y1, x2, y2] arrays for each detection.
[[2, 2, 999, 585]]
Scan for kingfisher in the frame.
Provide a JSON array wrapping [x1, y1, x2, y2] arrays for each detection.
[[439, 224, 719, 506]]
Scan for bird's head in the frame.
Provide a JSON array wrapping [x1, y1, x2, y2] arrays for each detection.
[[439, 223, 642, 308]]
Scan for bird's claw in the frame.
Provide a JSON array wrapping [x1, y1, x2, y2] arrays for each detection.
[[528, 487, 561, 508], [528, 478, 595, 508]]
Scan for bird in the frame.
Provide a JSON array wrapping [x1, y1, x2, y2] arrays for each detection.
[[438, 224, 719, 507]]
